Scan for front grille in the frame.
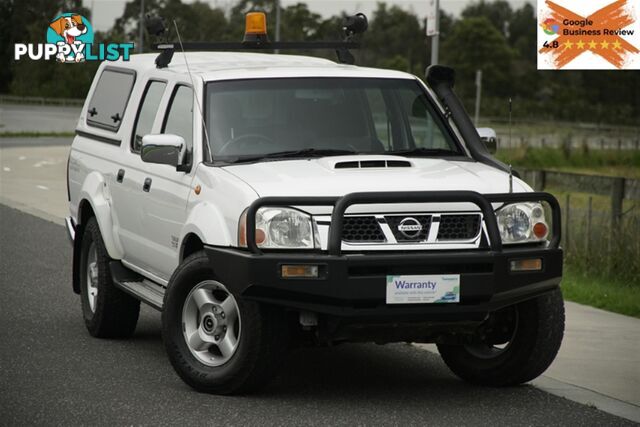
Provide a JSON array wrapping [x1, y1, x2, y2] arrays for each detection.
[[342, 216, 385, 242], [336, 213, 483, 245], [385, 215, 431, 242], [437, 214, 481, 240]]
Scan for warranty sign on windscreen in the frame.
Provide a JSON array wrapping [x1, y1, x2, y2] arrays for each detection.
[[538, 0, 640, 69]]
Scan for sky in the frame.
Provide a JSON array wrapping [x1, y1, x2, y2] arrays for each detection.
[[83, 0, 535, 33]]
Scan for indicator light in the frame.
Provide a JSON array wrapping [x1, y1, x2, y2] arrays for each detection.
[[281, 265, 319, 278], [533, 222, 549, 239], [510, 258, 543, 272]]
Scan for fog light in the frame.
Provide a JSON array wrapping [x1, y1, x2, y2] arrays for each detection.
[[510, 258, 543, 272], [281, 265, 319, 278]]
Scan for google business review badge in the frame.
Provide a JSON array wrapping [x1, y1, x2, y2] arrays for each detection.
[[537, 0, 640, 69]]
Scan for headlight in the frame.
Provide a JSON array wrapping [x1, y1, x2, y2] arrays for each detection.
[[239, 207, 319, 249], [496, 202, 549, 244]]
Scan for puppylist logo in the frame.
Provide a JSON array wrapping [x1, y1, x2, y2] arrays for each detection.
[[14, 13, 134, 63]]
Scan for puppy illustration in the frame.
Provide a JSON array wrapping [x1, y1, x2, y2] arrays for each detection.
[[49, 15, 87, 63]]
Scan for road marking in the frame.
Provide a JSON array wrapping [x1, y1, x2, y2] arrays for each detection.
[[18, 156, 26, 160], [3, 167, 10, 172], [36, 185, 49, 190], [33, 160, 56, 168]]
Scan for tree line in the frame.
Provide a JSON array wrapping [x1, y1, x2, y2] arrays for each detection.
[[2, 0, 639, 125]]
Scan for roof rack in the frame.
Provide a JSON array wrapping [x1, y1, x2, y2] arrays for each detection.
[[147, 12, 368, 68]]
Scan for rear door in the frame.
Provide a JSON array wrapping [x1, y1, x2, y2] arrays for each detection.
[[81, 67, 140, 256]]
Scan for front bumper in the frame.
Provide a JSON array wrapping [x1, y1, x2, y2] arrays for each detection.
[[209, 190, 563, 324], [205, 245, 562, 322]]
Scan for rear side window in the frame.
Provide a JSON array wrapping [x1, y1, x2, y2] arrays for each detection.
[[131, 81, 166, 152], [162, 85, 194, 150], [86, 68, 135, 132]]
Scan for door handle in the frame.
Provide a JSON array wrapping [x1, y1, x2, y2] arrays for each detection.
[[116, 169, 125, 183], [143, 177, 152, 192]]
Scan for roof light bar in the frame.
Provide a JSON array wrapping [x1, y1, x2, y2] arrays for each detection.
[[152, 41, 360, 51], [148, 11, 367, 67]]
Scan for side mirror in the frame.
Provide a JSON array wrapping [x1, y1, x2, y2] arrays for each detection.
[[141, 134, 186, 167], [476, 127, 497, 155]]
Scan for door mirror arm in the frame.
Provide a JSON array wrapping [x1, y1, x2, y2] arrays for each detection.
[[176, 149, 192, 173]]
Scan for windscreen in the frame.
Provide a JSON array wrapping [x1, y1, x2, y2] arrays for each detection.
[[205, 78, 462, 163]]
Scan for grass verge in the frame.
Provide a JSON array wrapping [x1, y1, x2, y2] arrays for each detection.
[[496, 147, 640, 177], [0, 131, 75, 138], [546, 166, 640, 179], [562, 268, 640, 318]]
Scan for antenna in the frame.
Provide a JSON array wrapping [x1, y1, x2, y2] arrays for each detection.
[[173, 20, 213, 163], [509, 164, 513, 193], [508, 97, 512, 150], [508, 97, 513, 192]]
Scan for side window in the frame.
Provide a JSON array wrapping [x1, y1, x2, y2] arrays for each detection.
[[131, 81, 167, 152], [162, 85, 194, 150], [87, 68, 135, 132]]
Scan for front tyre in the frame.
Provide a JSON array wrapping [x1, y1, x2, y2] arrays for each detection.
[[437, 288, 564, 386], [79, 217, 140, 338], [162, 251, 289, 395]]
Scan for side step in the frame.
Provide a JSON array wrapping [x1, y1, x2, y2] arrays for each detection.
[[109, 261, 166, 310]]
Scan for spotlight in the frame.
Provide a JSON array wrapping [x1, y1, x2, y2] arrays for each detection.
[[343, 13, 368, 38], [145, 14, 167, 37]]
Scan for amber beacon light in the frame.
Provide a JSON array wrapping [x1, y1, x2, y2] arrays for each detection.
[[243, 12, 269, 44]]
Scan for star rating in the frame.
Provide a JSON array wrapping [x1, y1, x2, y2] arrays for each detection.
[[588, 40, 598, 49], [600, 40, 609, 49], [563, 40, 573, 50], [576, 40, 585, 49], [612, 40, 622, 50]]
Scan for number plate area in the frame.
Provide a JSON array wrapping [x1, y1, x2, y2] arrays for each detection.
[[386, 274, 460, 304]]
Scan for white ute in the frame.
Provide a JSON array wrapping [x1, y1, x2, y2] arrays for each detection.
[[66, 12, 565, 394]]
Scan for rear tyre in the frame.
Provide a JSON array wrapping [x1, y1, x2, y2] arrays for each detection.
[[162, 250, 289, 395], [437, 288, 564, 386], [79, 217, 140, 338]]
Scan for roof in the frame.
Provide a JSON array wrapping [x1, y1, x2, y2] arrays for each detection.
[[113, 52, 416, 81]]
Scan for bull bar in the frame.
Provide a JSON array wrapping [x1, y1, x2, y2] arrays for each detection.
[[245, 191, 562, 254]]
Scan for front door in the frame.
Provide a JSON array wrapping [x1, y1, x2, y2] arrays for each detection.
[[110, 78, 166, 265], [137, 84, 195, 280]]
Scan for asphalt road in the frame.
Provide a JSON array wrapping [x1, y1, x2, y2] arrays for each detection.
[[0, 204, 634, 426]]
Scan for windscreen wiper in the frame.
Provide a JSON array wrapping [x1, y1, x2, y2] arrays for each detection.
[[227, 148, 357, 164], [387, 147, 462, 157]]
